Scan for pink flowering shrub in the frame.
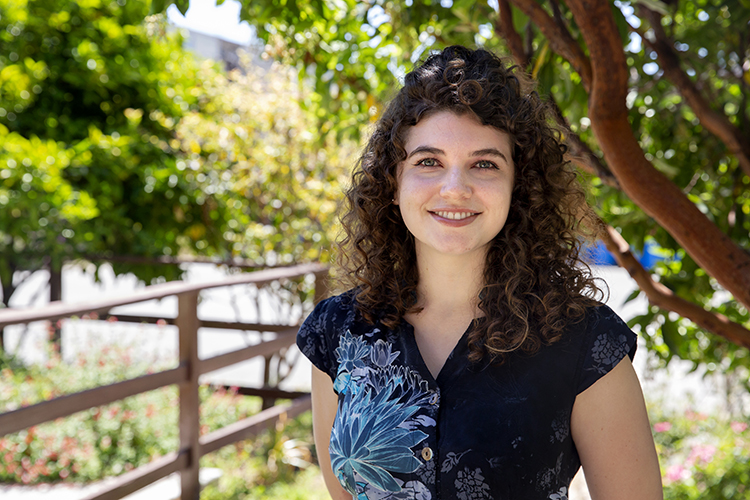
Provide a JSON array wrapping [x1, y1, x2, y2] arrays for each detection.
[[730, 421, 748, 433], [652, 408, 750, 499], [653, 421, 672, 433]]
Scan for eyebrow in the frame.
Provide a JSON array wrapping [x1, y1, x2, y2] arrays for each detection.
[[406, 146, 509, 164]]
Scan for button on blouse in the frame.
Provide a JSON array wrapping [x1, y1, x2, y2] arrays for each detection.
[[297, 290, 637, 500]]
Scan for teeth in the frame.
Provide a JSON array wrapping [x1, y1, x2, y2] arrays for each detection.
[[435, 211, 475, 220]]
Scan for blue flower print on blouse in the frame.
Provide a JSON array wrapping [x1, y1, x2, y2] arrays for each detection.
[[361, 478, 432, 500], [334, 330, 373, 395], [370, 339, 400, 367], [329, 330, 432, 498]]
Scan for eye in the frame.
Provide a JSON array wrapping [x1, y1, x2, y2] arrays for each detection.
[[416, 158, 438, 167], [475, 160, 499, 170]]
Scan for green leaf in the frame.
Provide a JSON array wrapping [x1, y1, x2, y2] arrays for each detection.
[[660, 320, 682, 356], [150, 0, 168, 14], [175, 0, 190, 15], [624, 289, 642, 304]]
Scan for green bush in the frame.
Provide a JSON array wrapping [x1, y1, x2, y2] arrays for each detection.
[[1, 340, 176, 483], [0, 0, 357, 314], [199, 410, 330, 500], [653, 408, 750, 499]]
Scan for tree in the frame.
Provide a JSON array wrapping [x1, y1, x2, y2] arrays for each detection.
[[160, 0, 750, 378], [173, 55, 354, 267], [0, 0, 226, 309], [0, 0, 355, 350]]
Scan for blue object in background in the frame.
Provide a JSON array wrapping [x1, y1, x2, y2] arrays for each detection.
[[584, 240, 618, 266], [583, 239, 673, 271], [638, 240, 673, 270]]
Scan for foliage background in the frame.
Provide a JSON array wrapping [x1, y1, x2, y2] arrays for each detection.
[[0, 0, 355, 311], [186, 0, 750, 383], [3, 0, 747, 375], [1, 0, 749, 497]]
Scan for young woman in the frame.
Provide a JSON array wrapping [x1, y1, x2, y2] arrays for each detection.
[[297, 45, 662, 500]]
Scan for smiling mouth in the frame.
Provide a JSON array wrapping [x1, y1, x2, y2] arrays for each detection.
[[431, 211, 479, 220]]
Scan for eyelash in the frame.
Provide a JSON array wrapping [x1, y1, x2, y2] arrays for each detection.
[[414, 158, 499, 170]]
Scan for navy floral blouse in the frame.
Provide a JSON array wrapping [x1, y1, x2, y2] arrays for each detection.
[[297, 291, 637, 500]]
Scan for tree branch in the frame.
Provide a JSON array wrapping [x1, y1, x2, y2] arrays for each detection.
[[492, 5, 619, 189], [549, 0, 566, 30], [564, 0, 750, 312], [0, 261, 18, 309], [565, 135, 620, 189], [508, 0, 593, 91], [546, 95, 621, 189], [639, 7, 750, 178], [524, 21, 534, 63], [496, 0, 528, 68], [735, 33, 749, 132], [599, 223, 750, 350]]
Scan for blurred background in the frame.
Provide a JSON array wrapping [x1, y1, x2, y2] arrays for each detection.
[[1, 0, 749, 498]]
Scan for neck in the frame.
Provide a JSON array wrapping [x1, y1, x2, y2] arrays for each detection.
[[414, 247, 486, 317]]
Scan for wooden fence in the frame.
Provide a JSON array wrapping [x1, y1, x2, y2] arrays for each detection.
[[0, 263, 328, 500]]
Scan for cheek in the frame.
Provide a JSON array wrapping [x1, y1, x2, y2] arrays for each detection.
[[397, 172, 435, 201]]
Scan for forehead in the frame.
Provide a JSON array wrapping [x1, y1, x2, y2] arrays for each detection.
[[403, 110, 513, 153]]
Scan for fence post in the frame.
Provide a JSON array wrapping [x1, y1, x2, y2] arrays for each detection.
[[49, 264, 62, 351], [176, 291, 200, 500]]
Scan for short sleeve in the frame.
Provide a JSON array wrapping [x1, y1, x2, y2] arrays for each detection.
[[575, 305, 638, 395], [296, 294, 347, 381]]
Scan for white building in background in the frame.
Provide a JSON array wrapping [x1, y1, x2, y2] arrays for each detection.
[[166, 0, 272, 73], [180, 28, 246, 71]]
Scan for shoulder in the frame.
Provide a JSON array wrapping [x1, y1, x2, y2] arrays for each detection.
[[572, 303, 638, 395], [302, 289, 358, 330], [298, 289, 360, 345], [296, 289, 360, 380]]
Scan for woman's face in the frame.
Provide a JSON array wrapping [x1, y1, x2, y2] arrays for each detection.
[[395, 110, 515, 262]]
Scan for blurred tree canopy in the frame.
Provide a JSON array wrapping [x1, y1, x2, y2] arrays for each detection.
[[160, 0, 750, 379], [0, 0, 354, 317]]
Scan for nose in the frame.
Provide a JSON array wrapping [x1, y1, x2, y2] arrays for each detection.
[[440, 166, 471, 199]]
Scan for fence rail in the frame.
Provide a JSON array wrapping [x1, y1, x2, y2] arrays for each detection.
[[0, 262, 328, 500]]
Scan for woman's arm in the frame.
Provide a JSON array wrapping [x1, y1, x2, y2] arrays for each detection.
[[311, 365, 351, 500], [571, 357, 663, 500]]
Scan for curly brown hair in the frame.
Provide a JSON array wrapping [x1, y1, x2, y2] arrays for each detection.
[[338, 45, 603, 363]]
